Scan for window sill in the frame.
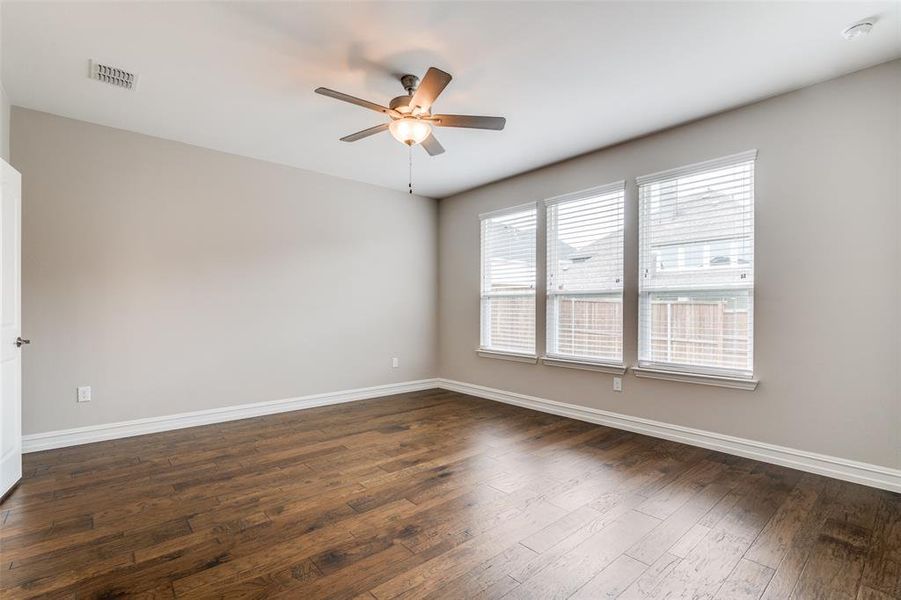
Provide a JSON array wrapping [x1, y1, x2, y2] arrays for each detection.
[[632, 366, 758, 391], [476, 349, 539, 364], [542, 356, 627, 375]]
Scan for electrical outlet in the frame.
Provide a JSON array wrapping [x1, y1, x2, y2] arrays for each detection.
[[77, 386, 92, 403], [613, 377, 622, 392], [392, 357, 399, 368]]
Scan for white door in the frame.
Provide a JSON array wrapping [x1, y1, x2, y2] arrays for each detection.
[[0, 159, 23, 500]]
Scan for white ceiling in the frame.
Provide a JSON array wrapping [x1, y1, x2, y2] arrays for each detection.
[[3, 2, 899, 198]]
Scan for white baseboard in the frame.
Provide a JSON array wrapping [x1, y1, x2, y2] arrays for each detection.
[[437, 378, 901, 494], [22, 376, 901, 494], [22, 379, 439, 453]]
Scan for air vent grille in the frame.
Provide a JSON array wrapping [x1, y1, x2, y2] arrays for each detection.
[[90, 60, 138, 90]]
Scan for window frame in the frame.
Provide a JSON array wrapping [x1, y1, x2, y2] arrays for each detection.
[[636, 150, 757, 382], [544, 181, 626, 368], [478, 202, 538, 359]]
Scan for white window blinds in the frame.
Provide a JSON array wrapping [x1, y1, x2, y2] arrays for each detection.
[[638, 150, 756, 377], [546, 182, 625, 364], [480, 204, 537, 355]]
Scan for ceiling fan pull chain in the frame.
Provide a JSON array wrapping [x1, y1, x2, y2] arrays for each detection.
[[409, 145, 413, 195]]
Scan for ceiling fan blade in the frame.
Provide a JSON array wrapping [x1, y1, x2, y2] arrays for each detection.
[[430, 114, 506, 130], [340, 123, 389, 142], [420, 132, 445, 156], [410, 67, 452, 113], [315, 87, 400, 118]]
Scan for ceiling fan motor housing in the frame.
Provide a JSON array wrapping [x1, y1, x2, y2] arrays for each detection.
[[390, 95, 417, 114]]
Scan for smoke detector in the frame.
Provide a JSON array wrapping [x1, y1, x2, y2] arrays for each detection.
[[89, 60, 138, 90], [841, 21, 874, 40]]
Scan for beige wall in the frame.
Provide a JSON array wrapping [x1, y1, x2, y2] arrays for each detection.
[[0, 4, 9, 162], [438, 60, 901, 469], [12, 108, 437, 434], [0, 86, 8, 162]]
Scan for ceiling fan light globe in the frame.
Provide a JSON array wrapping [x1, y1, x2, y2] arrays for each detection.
[[389, 118, 432, 146]]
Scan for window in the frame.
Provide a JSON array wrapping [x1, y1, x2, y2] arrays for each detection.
[[546, 182, 625, 365], [638, 151, 756, 378], [480, 204, 537, 355]]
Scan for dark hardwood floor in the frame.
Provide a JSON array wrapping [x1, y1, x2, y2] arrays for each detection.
[[1, 389, 899, 599]]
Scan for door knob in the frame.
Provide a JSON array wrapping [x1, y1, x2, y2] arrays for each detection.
[[15, 337, 30, 348]]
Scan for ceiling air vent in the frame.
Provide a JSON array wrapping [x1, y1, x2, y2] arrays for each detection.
[[89, 60, 138, 90]]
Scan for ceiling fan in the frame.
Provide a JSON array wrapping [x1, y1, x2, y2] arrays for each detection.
[[315, 67, 506, 156]]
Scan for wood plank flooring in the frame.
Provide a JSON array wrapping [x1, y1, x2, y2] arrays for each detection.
[[1, 389, 899, 599]]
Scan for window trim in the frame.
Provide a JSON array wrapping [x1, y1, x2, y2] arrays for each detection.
[[478, 202, 538, 358], [544, 181, 625, 366], [544, 180, 626, 207], [632, 366, 759, 391], [478, 201, 540, 220], [637, 151, 757, 380], [476, 349, 539, 364], [635, 150, 758, 186], [541, 355, 626, 374]]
